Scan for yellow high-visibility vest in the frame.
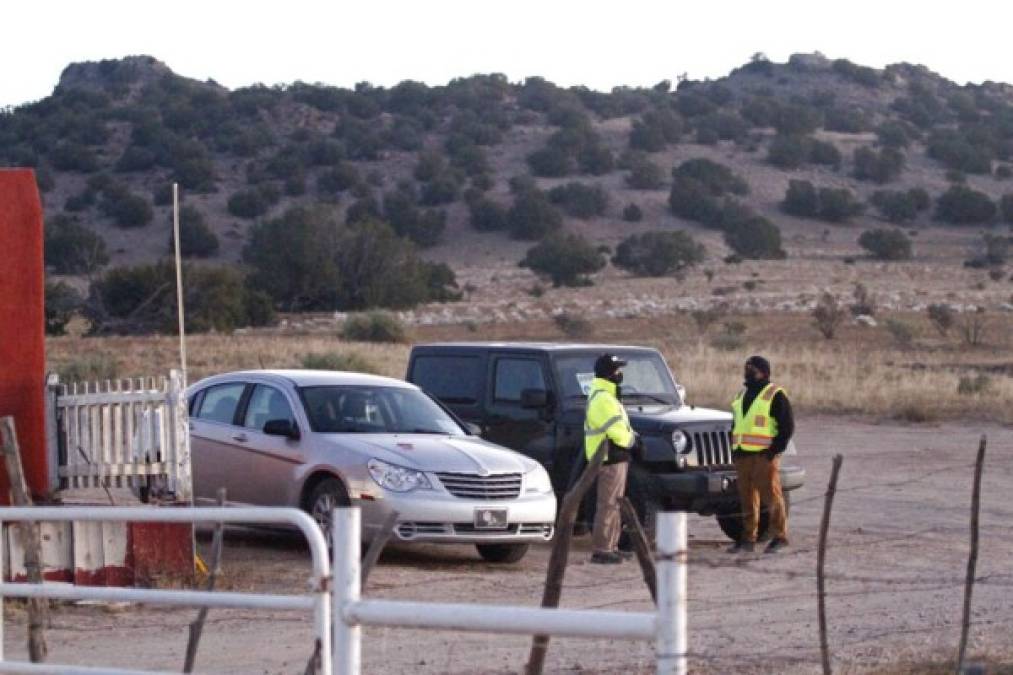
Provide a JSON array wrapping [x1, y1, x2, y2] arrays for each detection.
[[731, 383, 784, 452], [584, 378, 634, 461]]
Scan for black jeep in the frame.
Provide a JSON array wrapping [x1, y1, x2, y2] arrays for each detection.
[[406, 342, 805, 540]]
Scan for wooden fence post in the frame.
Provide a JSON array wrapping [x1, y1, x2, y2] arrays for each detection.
[[0, 416, 48, 663], [619, 496, 657, 604], [525, 449, 605, 675], [817, 454, 843, 675], [956, 435, 987, 674], [183, 487, 226, 673]]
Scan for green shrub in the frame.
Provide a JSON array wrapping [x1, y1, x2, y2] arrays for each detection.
[[88, 262, 273, 335], [927, 129, 992, 174], [341, 311, 408, 343], [927, 303, 955, 336], [668, 176, 724, 227], [695, 111, 749, 143], [723, 217, 785, 259], [853, 146, 905, 183], [767, 135, 809, 169], [809, 139, 842, 168], [228, 188, 270, 218], [818, 187, 864, 222], [626, 158, 664, 190], [823, 106, 870, 133], [45, 281, 83, 336], [50, 141, 100, 172], [99, 185, 152, 228], [527, 145, 574, 177], [547, 182, 609, 218], [317, 163, 360, 196], [629, 108, 683, 151], [832, 59, 880, 87], [773, 103, 822, 136], [876, 121, 912, 149], [935, 185, 996, 224], [782, 180, 819, 217], [468, 197, 508, 231], [672, 158, 748, 195], [858, 228, 913, 260], [612, 231, 705, 277], [869, 189, 929, 223], [508, 189, 563, 240], [577, 143, 614, 176], [1000, 194, 1013, 223], [554, 312, 593, 338], [169, 206, 219, 258], [622, 203, 643, 222], [44, 215, 109, 273], [300, 351, 379, 374], [520, 231, 606, 286]]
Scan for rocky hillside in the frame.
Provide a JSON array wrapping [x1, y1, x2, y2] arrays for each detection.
[[5, 53, 1013, 290]]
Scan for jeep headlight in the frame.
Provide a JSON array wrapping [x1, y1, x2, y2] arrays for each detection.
[[367, 459, 432, 492], [525, 465, 553, 494], [671, 429, 689, 453]]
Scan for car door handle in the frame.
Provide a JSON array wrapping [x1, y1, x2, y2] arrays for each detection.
[[232, 433, 248, 443]]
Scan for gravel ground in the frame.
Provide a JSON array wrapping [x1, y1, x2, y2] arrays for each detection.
[[3, 416, 1011, 674]]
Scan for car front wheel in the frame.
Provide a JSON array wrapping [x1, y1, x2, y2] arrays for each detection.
[[307, 477, 351, 545], [475, 543, 529, 563]]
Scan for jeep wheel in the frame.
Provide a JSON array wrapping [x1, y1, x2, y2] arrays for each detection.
[[475, 543, 529, 563], [715, 492, 791, 542]]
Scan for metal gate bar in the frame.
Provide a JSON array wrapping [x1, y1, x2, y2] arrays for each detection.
[[0, 506, 331, 675]]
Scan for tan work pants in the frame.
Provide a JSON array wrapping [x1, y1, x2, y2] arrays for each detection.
[[592, 461, 629, 553], [732, 452, 788, 543]]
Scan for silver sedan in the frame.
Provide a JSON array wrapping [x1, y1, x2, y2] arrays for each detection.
[[187, 370, 556, 562]]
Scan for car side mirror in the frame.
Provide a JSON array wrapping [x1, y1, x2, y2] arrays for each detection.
[[520, 388, 549, 409], [263, 419, 300, 440], [463, 421, 482, 436]]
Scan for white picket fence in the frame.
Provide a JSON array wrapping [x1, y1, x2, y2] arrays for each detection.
[[49, 370, 192, 501]]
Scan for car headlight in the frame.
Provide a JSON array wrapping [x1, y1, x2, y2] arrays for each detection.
[[671, 429, 689, 453], [367, 459, 432, 492], [524, 465, 553, 494]]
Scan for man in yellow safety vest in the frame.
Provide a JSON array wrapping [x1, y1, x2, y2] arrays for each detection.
[[728, 355, 794, 554], [585, 354, 642, 564]]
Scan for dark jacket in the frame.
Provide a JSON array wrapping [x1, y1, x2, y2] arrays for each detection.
[[740, 379, 794, 455]]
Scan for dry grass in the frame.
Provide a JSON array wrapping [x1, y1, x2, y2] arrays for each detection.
[[46, 310, 1013, 424]]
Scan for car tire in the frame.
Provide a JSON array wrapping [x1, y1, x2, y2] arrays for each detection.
[[475, 543, 529, 563], [307, 477, 351, 546], [715, 492, 791, 542]]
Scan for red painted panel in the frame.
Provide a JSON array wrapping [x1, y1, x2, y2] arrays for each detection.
[[0, 169, 47, 503], [129, 522, 194, 585]]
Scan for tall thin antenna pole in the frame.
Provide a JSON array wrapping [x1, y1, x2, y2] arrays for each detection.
[[172, 183, 188, 387]]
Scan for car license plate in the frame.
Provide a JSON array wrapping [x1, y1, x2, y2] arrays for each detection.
[[473, 508, 508, 530]]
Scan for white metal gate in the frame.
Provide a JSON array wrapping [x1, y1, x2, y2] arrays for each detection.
[[50, 370, 192, 501]]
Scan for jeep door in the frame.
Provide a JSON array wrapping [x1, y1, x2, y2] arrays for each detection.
[[482, 354, 557, 469]]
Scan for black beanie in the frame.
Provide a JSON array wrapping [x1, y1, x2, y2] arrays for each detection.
[[746, 355, 771, 377]]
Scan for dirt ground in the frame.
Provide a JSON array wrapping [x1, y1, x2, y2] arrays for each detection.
[[3, 416, 1011, 674]]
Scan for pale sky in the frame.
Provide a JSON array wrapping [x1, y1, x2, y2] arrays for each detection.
[[4, 0, 1012, 108]]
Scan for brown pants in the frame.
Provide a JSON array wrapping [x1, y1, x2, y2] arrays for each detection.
[[592, 461, 629, 553], [732, 452, 788, 543]]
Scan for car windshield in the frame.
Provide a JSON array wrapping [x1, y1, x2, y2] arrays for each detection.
[[553, 353, 680, 407], [299, 385, 465, 435]]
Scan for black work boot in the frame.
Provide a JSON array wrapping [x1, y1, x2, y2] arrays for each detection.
[[590, 551, 623, 564], [764, 537, 789, 554], [726, 540, 755, 554]]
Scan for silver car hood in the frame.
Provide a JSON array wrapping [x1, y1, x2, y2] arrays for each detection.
[[322, 434, 538, 475]]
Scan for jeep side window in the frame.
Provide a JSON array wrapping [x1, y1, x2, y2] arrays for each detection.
[[411, 355, 483, 404], [494, 358, 546, 403]]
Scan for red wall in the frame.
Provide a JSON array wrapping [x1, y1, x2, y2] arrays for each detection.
[[0, 169, 48, 502]]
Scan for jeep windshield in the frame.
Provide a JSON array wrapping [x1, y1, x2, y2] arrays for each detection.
[[552, 353, 680, 407], [299, 385, 465, 435]]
